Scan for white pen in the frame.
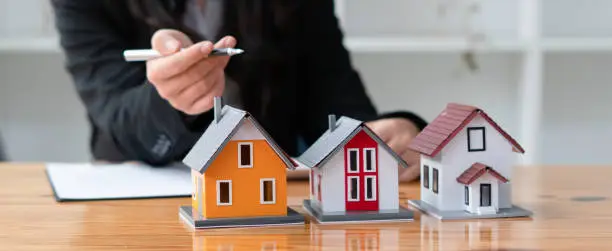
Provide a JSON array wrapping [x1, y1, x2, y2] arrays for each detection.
[[123, 48, 245, 62]]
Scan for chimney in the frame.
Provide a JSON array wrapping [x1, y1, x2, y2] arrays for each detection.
[[328, 114, 337, 132], [214, 96, 223, 123]]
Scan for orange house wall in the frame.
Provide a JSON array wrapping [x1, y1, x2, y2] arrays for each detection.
[[203, 139, 288, 219]]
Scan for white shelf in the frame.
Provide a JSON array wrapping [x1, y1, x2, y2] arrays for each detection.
[[542, 38, 612, 52], [0, 37, 60, 52], [344, 37, 525, 53]]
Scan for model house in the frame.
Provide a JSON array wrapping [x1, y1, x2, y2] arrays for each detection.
[[407, 103, 532, 220], [179, 97, 304, 229], [298, 115, 413, 223]]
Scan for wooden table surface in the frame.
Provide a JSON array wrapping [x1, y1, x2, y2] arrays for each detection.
[[1, 164, 611, 250]]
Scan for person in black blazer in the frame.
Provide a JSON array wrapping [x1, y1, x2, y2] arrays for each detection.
[[50, 0, 427, 181]]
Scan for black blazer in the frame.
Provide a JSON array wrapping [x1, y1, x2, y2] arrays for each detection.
[[51, 0, 427, 165]]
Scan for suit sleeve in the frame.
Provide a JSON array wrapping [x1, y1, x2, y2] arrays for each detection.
[[296, 0, 426, 144], [51, 0, 211, 165]]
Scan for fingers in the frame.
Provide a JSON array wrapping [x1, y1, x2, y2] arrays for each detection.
[[146, 32, 236, 115], [167, 70, 225, 115], [399, 148, 420, 182], [157, 52, 228, 99], [365, 121, 392, 142], [212, 36, 237, 68], [214, 35, 237, 49], [386, 134, 414, 157], [184, 72, 226, 115], [399, 166, 421, 182], [147, 41, 214, 81], [151, 29, 194, 55]]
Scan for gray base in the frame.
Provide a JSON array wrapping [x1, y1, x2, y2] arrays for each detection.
[[179, 206, 304, 229], [408, 200, 532, 220], [303, 199, 413, 224]]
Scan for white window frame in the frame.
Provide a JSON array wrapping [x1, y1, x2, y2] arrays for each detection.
[[347, 148, 360, 173], [347, 176, 360, 201], [364, 175, 377, 201], [260, 178, 276, 204], [238, 142, 254, 168], [467, 127, 486, 152], [362, 148, 377, 172], [216, 180, 232, 206]]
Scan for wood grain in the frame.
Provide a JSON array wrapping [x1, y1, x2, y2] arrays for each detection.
[[1, 163, 611, 250]]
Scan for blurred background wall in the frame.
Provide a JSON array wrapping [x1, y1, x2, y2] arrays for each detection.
[[0, 0, 611, 165]]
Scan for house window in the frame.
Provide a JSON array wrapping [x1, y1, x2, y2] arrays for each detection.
[[432, 168, 439, 194], [465, 186, 469, 205], [347, 149, 359, 173], [216, 180, 232, 206], [467, 127, 486, 152], [347, 176, 359, 201], [260, 178, 276, 204], [365, 176, 377, 201], [480, 184, 491, 206], [423, 165, 429, 189], [238, 142, 253, 168], [363, 148, 376, 172]]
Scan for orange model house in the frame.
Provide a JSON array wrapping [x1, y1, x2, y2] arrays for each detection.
[[179, 97, 304, 229]]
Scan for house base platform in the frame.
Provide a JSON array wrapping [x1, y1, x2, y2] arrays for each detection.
[[179, 206, 304, 229], [408, 200, 533, 220], [303, 199, 413, 224]]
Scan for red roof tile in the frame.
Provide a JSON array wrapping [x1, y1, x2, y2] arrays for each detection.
[[408, 103, 525, 157], [456, 162, 509, 185]]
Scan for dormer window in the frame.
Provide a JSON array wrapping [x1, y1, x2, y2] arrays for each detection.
[[467, 127, 486, 152]]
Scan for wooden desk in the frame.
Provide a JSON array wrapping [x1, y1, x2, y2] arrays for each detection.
[[0, 164, 611, 250]]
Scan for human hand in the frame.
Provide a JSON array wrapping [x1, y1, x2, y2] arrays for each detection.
[[146, 29, 237, 115], [365, 118, 421, 182]]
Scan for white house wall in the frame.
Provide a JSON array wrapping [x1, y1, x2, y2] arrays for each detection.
[[439, 114, 515, 211], [377, 144, 399, 211], [310, 167, 322, 209], [420, 154, 443, 209], [467, 174, 499, 213], [321, 148, 346, 213], [230, 119, 266, 141]]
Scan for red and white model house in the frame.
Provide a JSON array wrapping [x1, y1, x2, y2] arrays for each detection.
[[298, 115, 413, 223], [407, 103, 532, 220]]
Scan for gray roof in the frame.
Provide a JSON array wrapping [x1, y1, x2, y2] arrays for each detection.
[[183, 106, 296, 173], [297, 116, 409, 169]]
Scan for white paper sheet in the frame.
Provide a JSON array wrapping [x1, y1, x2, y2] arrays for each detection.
[[46, 159, 310, 202], [45, 162, 192, 201]]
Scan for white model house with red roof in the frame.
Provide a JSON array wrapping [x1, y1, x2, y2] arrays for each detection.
[[298, 115, 413, 223], [407, 103, 532, 220]]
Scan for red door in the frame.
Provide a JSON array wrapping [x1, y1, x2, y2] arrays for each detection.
[[345, 130, 379, 211]]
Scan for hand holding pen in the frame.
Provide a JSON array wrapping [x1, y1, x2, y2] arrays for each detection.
[[138, 29, 243, 115]]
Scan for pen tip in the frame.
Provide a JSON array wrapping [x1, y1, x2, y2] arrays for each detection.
[[234, 48, 244, 55]]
